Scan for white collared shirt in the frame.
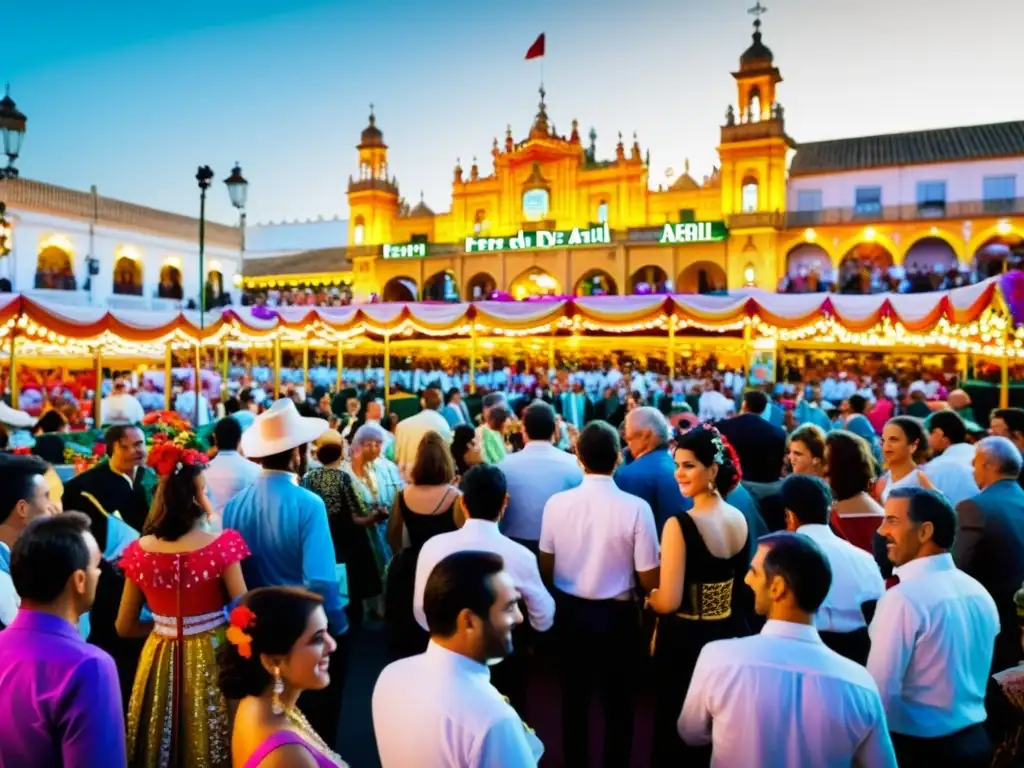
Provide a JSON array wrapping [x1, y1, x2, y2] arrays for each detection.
[[867, 552, 999, 738], [798, 524, 885, 633], [679, 620, 896, 767], [921, 443, 980, 506], [394, 409, 453, 475], [99, 392, 145, 425], [204, 450, 262, 520], [413, 519, 555, 633], [373, 642, 543, 768], [539, 475, 659, 600], [498, 442, 583, 542]]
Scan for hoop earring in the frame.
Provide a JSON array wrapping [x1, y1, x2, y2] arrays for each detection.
[[271, 665, 285, 715]]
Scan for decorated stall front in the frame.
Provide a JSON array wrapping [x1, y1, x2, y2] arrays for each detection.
[[0, 276, 1016, 425]]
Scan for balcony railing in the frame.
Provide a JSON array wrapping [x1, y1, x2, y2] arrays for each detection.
[[787, 197, 1024, 228], [719, 118, 789, 144], [727, 212, 786, 230]]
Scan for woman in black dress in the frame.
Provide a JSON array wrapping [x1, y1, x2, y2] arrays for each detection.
[[647, 425, 751, 767]]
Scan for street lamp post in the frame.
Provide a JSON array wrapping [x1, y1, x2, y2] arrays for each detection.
[[195, 165, 214, 425], [223, 163, 249, 302], [0, 86, 27, 288]]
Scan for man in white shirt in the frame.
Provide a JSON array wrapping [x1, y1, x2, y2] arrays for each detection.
[[782, 474, 884, 664], [203, 417, 261, 526], [498, 401, 583, 552], [921, 410, 979, 506], [540, 421, 659, 768], [394, 386, 452, 476], [697, 379, 734, 422], [174, 380, 212, 427], [100, 378, 145, 426], [680, 532, 897, 767], [869, 486, 998, 765], [414, 464, 554, 714], [373, 551, 542, 767]]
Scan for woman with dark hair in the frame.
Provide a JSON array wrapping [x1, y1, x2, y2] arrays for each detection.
[[450, 424, 483, 479], [218, 587, 348, 767], [647, 424, 750, 766], [303, 429, 383, 626], [31, 408, 69, 466], [115, 442, 250, 767], [825, 430, 884, 552], [385, 431, 462, 658], [876, 415, 933, 503]]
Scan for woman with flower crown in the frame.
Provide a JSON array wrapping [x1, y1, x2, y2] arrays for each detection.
[[646, 424, 751, 767], [115, 441, 250, 767]]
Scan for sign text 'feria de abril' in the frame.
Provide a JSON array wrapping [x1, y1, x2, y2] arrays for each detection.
[[382, 243, 428, 259], [465, 223, 611, 253], [657, 221, 727, 244]]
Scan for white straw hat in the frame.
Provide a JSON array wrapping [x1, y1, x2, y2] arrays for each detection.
[[240, 398, 329, 459]]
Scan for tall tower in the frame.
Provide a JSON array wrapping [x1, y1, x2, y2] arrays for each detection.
[[717, 3, 792, 218], [347, 105, 399, 246]]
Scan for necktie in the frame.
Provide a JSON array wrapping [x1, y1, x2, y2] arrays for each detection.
[[885, 574, 900, 590]]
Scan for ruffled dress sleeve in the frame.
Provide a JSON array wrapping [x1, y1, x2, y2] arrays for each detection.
[[119, 539, 145, 585], [213, 529, 251, 572]]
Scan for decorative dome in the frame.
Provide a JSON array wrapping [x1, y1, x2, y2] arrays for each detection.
[[360, 104, 384, 146], [409, 192, 434, 218], [740, 18, 773, 70]]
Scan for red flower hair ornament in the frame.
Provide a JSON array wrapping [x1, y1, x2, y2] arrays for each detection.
[[226, 605, 257, 659], [146, 442, 208, 478]]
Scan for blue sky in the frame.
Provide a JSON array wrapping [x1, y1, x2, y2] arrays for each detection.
[[6, 0, 1022, 226]]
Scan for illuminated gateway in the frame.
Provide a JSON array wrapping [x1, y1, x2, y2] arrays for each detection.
[[245, 13, 1024, 302]]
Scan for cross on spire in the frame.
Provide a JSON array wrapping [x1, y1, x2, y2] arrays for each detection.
[[748, 2, 768, 28]]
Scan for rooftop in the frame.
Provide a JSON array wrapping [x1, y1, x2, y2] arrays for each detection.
[[5, 177, 240, 248], [790, 120, 1024, 176], [243, 247, 353, 279]]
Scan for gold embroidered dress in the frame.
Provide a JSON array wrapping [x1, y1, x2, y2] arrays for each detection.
[[650, 512, 750, 767], [120, 530, 250, 768]]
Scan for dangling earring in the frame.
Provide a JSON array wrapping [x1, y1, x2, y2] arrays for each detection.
[[707, 480, 717, 495], [271, 665, 285, 715]]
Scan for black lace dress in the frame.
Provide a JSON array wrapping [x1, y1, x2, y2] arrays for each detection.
[[385, 489, 459, 659], [650, 511, 751, 767]]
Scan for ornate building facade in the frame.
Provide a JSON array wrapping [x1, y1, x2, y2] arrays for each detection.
[[245, 16, 1024, 301]]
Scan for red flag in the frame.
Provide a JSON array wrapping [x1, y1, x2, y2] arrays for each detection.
[[525, 33, 545, 60]]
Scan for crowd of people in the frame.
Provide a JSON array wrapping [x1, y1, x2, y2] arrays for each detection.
[[4, 359, 1024, 766]]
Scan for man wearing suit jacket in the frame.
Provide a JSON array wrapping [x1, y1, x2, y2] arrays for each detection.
[[954, 435, 1024, 673], [716, 390, 787, 484]]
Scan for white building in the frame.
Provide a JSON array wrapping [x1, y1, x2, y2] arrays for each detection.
[[2, 177, 243, 309]]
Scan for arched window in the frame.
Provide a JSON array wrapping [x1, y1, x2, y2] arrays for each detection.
[[597, 201, 608, 224], [353, 216, 365, 245], [473, 209, 487, 234], [522, 188, 549, 222], [741, 176, 759, 213], [748, 88, 761, 123], [112, 255, 143, 296]]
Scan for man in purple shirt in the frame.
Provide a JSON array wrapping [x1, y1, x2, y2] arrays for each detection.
[[0, 512, 126, 767]]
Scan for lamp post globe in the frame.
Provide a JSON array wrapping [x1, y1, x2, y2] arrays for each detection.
[[0, 86, 27, 179], [224, 163, 248, 210]]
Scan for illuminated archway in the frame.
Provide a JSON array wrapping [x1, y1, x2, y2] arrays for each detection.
[[35, 243, 75, 291], [509, 268, 560, 299], [677, 262, 727, 294], [352, 216, 365, 245], [974, 234, 1024, 279], [903, 237, 958, 277], [158, 264, 183, 299], [574, 270, 618, 297], [466, 272, 497, 301], [628, 265, 669, 294], [112, 256, 143, 296], [205, 270, 226, 306], [838, 242, 894, 293], [785, 243, 833, 281], [382, 276, 418, 303], [423, 270, 459, 302]]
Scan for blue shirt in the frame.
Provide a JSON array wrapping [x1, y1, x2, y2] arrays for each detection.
[[614, 448, 692, 535], [498, 442, 583, 542], [223, 471, 348, 635]]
